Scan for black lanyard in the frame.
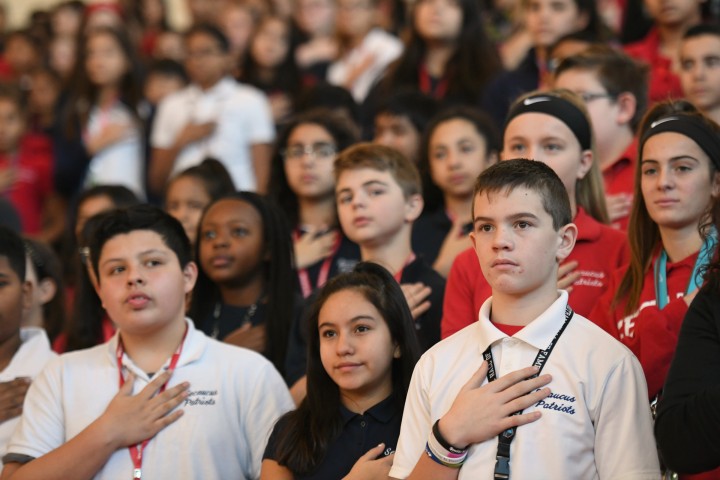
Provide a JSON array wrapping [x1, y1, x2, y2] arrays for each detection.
[[482, 305, 574, 480]]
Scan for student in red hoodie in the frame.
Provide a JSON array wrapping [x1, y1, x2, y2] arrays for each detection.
[[590, 100, 719, 401], [442, 89, 629, 338]]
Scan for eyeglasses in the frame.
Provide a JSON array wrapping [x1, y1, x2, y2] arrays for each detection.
[[577, 92, 615, 103], [282, 142, 337, 161]]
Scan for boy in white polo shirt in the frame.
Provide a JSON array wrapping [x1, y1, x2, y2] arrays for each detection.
[[389, 159, 660, 479], [2, 206, 293, 480]]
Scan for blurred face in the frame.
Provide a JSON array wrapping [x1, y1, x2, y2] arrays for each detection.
[[96, 230, 196, 336], [49, 36, 76, 78], [502, 112, 592, 206], [680, 34, 720, 113], [144, 73, 185, 105], [554, 69, 622, 149], [295, 0, 336, 36], [154, 31, 185, 61], [251, 18, 290, 69], [470, 187, 572, 297], [643, 0, 702, 26], [429, 118, 495, 199], [336, 168, 421, 246], [337, 0, 375, 38], [29, 72, 60, 114], [414, 0, 463, 43], [640, 131, 719, 232], [373, 114, 421, 164], [76, 194, 116, 242], [220, 6, 255, 54], [165, 176, 212, 246], [0, 256, 28, 341], [319, 288, 397, 407], [185, 32, 230, 89], [525, 0, 588, 48], [198, 198, 266, 286], [52, 6, 82, 37], [85, 32, 129, 87], [5, 36, 39, 74], [284, 123, 338, 201], [142, 0, 165, 27], [0, 99, 24, 153]]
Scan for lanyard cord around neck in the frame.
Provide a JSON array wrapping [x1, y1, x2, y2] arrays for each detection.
[[115, 325, 188, 479], [482, 305, 574, 480], [654, 232, 717, 309]]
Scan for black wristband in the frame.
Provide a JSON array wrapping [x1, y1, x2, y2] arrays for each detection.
[[432, 420, 467, 454]]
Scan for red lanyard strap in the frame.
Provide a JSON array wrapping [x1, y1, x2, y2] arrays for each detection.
[[294, 229, 342, 298], [115, 325, 188, 479]]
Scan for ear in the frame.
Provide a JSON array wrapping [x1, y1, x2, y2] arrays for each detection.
[[487, 150, 499, 166], [576, 149, 593, 181], [393, 343, 401, 359], [183, 261, 199, 294], [21, 280, 33, 313], [556, 222, 578, 263], [37, 278, 57, 305], [614, 92, 637, 126], [712, 171, 720, 198], [404, 193, 424, 223]]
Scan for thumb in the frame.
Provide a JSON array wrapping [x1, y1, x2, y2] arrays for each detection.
[[460, 361, 489, 394], [119, 372, 135, 395], [359, 443, 386, 462]]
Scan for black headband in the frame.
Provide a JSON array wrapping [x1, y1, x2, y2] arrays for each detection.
[[640, 115, 720, 170], [505, 94, 592, 151]]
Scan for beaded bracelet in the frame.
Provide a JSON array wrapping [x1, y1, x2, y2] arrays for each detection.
[[425, 420, 468, 469]]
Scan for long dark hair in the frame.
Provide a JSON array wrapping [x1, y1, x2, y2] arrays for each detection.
[[189, 192, 296, 375], [62, 26, 144, 139], [380, 0, 502, 104], [272, 262, 421, 474], [165, 158, 236, 203], [268, 108, 359, 227], [615, 100, 719, 313]]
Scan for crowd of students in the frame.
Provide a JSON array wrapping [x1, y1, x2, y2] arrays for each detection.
[[0, 0, 720, 478]]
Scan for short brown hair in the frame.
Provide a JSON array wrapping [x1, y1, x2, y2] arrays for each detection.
[[334, 143, 422, 199]]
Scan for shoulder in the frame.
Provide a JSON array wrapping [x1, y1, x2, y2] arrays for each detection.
[[565, 313, 636, 361]]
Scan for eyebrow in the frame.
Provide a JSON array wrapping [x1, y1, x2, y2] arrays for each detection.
[[100, 248, 168, 267], [473, 212, 541, 224], [641, 155, 701, 164], [318, 315, 378, 329], [337, 179, 390, 194]]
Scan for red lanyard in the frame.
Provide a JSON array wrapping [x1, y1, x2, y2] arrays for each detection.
[[393, 253, 416, 282], [418, 64, 448, 100], [294, 229, 342, 298], [115, 325, 188, 479]]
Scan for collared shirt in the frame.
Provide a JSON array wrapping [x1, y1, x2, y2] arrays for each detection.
[[264, 395, 400, 479], [624, 28, 683, 104], [603, 137, 637, 230], [151, 77, 275, 191], [5, 319, 293, 480], [390, 291, 661, 479]]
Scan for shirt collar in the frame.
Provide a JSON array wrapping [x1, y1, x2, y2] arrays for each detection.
[[339, 394, 398, 425], [476, 290, 571, 352], [188, 76, 236, 99]]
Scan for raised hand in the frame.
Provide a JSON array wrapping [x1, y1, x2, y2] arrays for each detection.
[[0, 377, 31, 423], [401, 282, 432, 319], [557, 260, 580, 292], [294, 227, 338, 269], [224, 323, 267, 352]]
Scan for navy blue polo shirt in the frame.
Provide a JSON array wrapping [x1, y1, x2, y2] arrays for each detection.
[[263, 395, 401, 479]]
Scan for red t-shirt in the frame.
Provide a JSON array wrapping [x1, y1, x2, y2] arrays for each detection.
[[624, 28, 683, 104], [0, 134, 53, 234], [441, 208, 629, 338], [590, 250, 697, 399], [603, 138, 637, 231]]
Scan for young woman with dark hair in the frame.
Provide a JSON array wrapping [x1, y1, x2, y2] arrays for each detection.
[[261, 262, 421, 479]]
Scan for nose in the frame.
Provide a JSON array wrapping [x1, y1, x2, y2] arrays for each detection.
[[446, 150, 461, 169], [656, 166, 674, 190], [336, 331, 354, 356], [491, 226, 513, 251], [126, 265, 145, 286]]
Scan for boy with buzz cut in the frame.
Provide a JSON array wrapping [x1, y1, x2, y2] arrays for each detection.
[[554, 45, 649, 230], [0, 227, 56, 466], [679, 24, 720, 126], [2, 206, 293, 480], [389, 159, 660, 479], [334, 143, 444, 352]]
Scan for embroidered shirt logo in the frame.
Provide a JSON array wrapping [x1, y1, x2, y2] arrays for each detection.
[[535, 392, 576, 415]]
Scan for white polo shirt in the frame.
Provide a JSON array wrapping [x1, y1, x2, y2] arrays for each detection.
[[389, 291, 660, 480], [6, 319, 293, 480], [151, 77, 275, 191], [0, 328, 57, 464]]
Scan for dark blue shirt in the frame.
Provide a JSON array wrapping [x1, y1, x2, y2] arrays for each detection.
[[263, 395, 400, 479]]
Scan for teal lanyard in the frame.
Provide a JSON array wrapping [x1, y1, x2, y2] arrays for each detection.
[[654, 233, 717, 309]]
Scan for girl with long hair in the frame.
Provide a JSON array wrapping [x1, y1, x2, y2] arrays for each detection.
[[190, 192, 298, 377], [261, 262, 421, 479], [591, 100, 720, 401], [269, 109, 360, 298]]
